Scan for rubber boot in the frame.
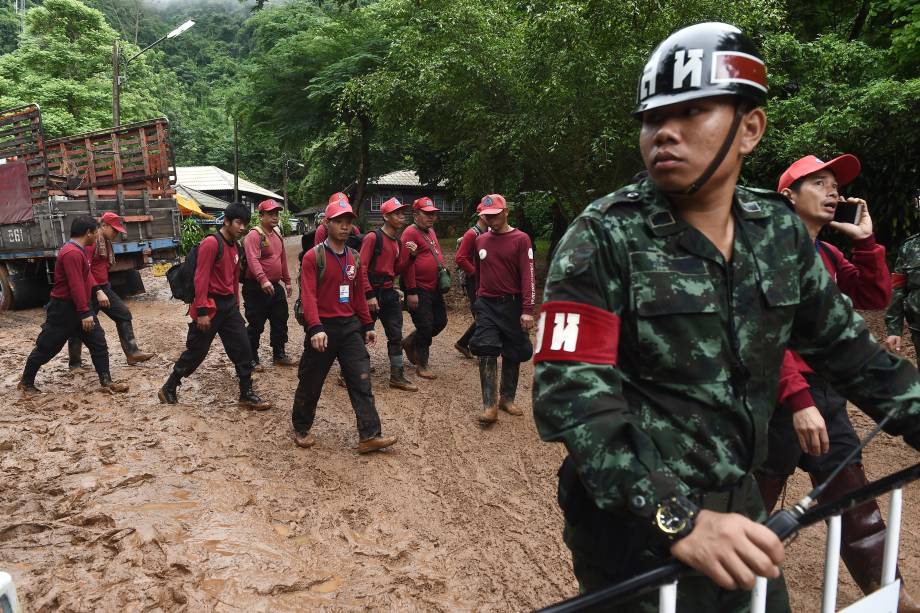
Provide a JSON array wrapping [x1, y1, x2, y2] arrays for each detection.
[[498, 360, 523, 416], [99, 372, 129, 393], [116, 320, 154, 365], [68, 337, 84, 369], [239, 377, 271, 411], [810, 463, 919, 608], [20, 363, 40, 396], [754, 470, 788, 514], [478, 356, 499, 424], [402, 331, 418, 366], [158, 370, 181, 404]]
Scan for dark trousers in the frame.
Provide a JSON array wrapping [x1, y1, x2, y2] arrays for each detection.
[[912, 330, 920, 357], [291, 316, 382, 440], [409, 289, 447, 365], [242, 279, 289, 360], [68, 283, 132, 359], [760, 374, 860, 476], [469, 296, 533, 363], [457, 275, 477, 348], [172, 295, 254, 379], [372, 286, 403, 357], [24, 298, 109, 382]]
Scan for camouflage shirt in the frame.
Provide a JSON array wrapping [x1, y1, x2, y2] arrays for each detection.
[[533, 179, 920, 519], [885, 234, 920, 335]]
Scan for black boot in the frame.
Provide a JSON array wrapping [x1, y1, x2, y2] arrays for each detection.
[[158, 371, 181, 404], [239, 377, 271, 411], [68, 337, 84, 369], [272, 349, 297, 367], [116, 320, 154, 365], [754, 470, 788, 514], [499, 360, 523, 415], [99, 372, 129, 393], [478, 356, 498, 424]]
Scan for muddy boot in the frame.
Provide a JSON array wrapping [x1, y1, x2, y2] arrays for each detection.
[[68, 337, 84, 370], [478, 356, 499, 424], [252, 359, 266, 373], [498, 360, 523, 416], [17, 379, 40, 397], [389, 366, 418, 392], [272, 349, 297, 367], [454, 340, 474, 359], [402, 332, 418, 365], [116, 320, 154, 365], [158, 371, 181, 404], [811, 463, 909, 599], [356, 435, 397, 454], [294, 432, 316, 448], [754, 470, 788, 514], [99, 373, 129, 393], [239, 377, 271, 411]]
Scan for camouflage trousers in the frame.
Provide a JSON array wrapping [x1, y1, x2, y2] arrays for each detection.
[[560, 464, 791, 612]]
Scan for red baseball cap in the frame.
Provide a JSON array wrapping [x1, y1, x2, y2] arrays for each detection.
[[413, 197, 439, 212], [100, 211, 126, 234], [479, 194, 507, 215], [380, 197, 408, 215], [476, 201, 487, 213], [328, 192, 350, 206], [325, 199, 355, 220], [777, 154, 861, 193], [258, 199, 283, 213]]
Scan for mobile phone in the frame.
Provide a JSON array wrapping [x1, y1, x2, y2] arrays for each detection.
[[833, 201, 861, 225]]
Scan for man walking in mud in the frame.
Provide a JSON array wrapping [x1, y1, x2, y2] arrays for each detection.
[[469, 194, 534, 425], [532, 22, 920, 612], [158, 203, 272, 410], [885, 233, 920, 359], [67, 211, 155, 369], [454, 201, 488, 359], [291, 198, 397, 454], [19, 215, 129, 395]]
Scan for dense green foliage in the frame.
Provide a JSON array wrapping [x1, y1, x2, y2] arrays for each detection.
[[1, 0, 918, 246]]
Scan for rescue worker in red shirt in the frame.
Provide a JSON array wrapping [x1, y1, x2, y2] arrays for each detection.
[[754, 155, 919, 610], [292, 199, 397, 453], [360, 197, 418, 391], [158, 203, 271, 410], [314, 193, 362, 249], [469, 195, 535, 424], [242, 199, 296, 369], [401, 197, 448, 379], [67, 212, 155, 369], [19, 216, 128, 395], [454, 201, 489, 359]]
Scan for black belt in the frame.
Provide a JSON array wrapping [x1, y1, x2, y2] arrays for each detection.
[[693, 474, 753, 513], [482, 294, 521, 304]]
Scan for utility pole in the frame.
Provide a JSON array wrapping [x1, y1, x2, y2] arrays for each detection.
[[282, 157, 288, 211], [112, 39, 121, 126], [233, 118, 240, 206], [16, 0, 26, 37]]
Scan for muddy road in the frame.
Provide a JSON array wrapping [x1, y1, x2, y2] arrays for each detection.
[[1, 236, 918, 612]]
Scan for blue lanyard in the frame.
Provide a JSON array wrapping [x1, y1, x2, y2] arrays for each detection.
[[324, 241, 350, 281]]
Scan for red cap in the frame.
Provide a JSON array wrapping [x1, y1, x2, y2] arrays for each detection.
[[325, 199, 355, 220], [413, 197, 439, 212], [258, 199, 282, 213], [100, 211, 126, 234], [478, 194, 507, 215], [380, 197, 408, 215], [476, 201, 486, 213], [328, 192, 350, 206], [777, 154, 861, 193]]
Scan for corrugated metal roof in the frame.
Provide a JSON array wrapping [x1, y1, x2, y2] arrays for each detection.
[[175, 184, 231, 211], [175, 166, 282, 199], [370, 169, 447, 188]]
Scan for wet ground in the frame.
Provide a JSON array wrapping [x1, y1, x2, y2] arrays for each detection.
[[0, 236, 917, 611]]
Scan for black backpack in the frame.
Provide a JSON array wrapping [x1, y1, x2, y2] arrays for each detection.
[[367, 228, 392, 288], [167, 233, 225, 303]]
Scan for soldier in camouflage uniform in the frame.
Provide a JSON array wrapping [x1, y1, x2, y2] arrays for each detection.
[[533, 22, 920, 612], [885, 234, 920, 355]]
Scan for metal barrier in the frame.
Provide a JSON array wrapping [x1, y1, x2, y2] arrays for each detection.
[[0, 571, 22, 613]]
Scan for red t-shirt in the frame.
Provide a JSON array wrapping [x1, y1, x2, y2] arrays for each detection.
[[193, 232, 240, 316], [401, 225, 445, 293], [475, 228, 535, 314], [85, 242, 110, 287], [455, 225, 483, 277], [51, 241, 93, 317], [243, 226, 290, 285], [300, 244, 372, 334], [359, 229, 409, 293]]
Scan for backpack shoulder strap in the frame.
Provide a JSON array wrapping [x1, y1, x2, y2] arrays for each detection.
[[213, 232, 224, 261], [471, 224, 483, 237], [313, 243, 325, 281], [349, 246, 361, 269]]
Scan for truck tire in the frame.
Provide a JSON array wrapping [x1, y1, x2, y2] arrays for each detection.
[[110, 269, 145, 298], [0, 264, 12, 311], [0, 262, 50, 311]]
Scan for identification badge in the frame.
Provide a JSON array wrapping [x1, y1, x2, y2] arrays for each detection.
[[339, 284, 350, 303]]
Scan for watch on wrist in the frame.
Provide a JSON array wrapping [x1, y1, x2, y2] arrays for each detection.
[[653, 495, 699, 541]]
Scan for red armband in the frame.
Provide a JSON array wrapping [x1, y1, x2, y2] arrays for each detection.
[[892, 272, 907, 289], [533, 301, 620, 365]]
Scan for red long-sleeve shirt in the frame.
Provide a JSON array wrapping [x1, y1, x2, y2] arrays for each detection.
[[243, 226, 290, 285], [85, 242, 110, 287], [778, 235, 890, 411], [475, 228, 535, 315], [313, 223, 361, 246], [455, 225, 483, 277], [300, 244, 372, 335], [192, 232, 240, 317], [401, 225, 445, 293], [359, 229, 409, 294], [50, 241, 93, 318]]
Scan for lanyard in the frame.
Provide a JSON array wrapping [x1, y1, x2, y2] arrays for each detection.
[[324, 241, 350, 282]]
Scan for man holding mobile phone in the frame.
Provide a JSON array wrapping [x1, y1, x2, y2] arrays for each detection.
[[755, 155, 918, 609]]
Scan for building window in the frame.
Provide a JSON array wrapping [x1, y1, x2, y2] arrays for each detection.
[[370, 194, 386, 212]]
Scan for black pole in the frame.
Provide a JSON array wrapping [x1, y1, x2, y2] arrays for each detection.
[[233, 118, 239, 206]]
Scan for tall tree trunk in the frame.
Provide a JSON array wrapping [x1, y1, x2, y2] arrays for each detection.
[[849, 0, 871, 40], [548, 199, 570, 259], [352, 114, 371, 221]]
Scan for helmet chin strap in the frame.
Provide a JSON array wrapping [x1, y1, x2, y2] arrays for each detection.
[[664, 103, 747, 196]]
